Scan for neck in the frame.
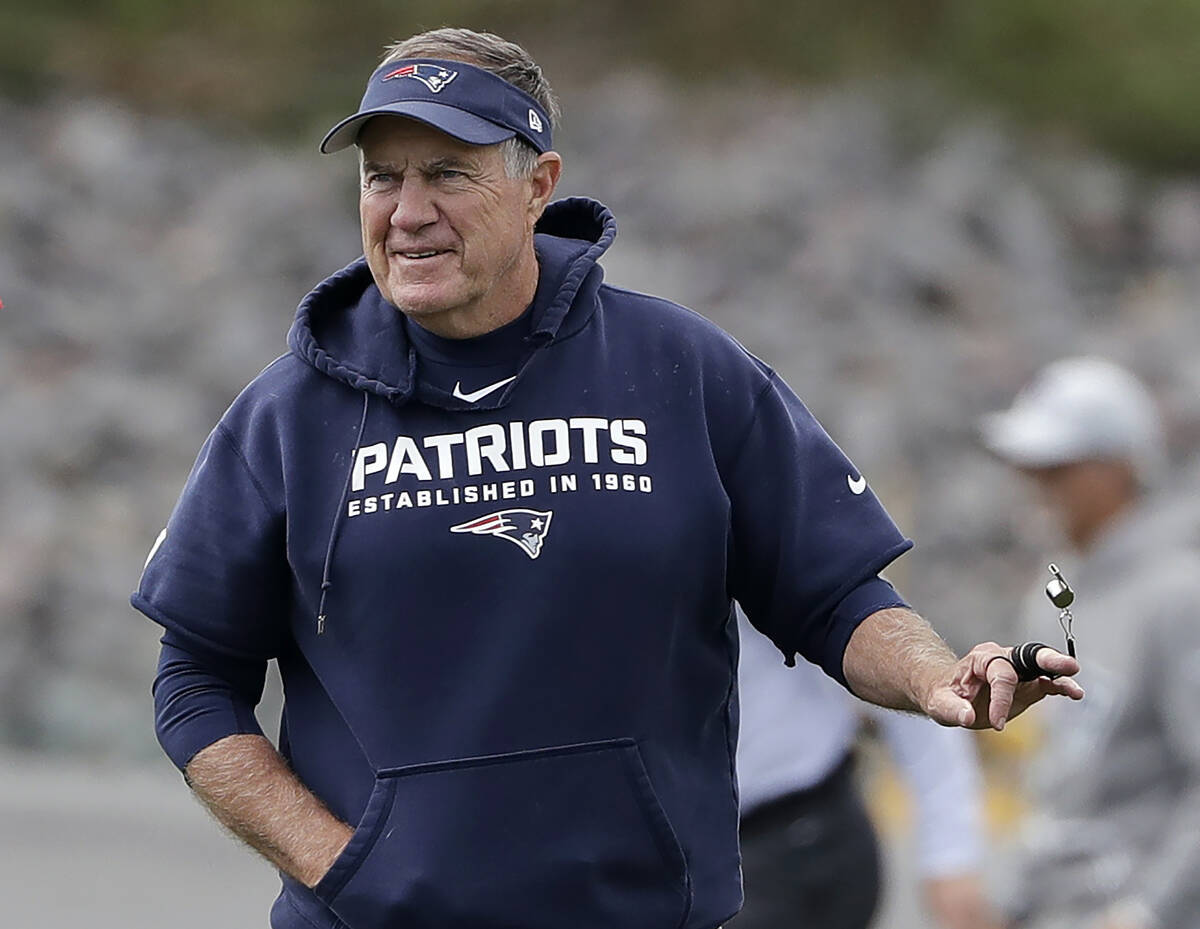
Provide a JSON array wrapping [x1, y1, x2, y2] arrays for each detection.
[[1070, 492, 1137, 552]]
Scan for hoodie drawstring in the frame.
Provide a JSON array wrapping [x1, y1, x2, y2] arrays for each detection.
[[317, 391, 370, 634]]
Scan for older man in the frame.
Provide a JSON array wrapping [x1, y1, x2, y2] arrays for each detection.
[[135, 28, 1081, 929], [983, 357, 1200, 929]]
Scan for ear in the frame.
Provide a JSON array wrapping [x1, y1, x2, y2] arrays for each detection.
[[527, 151, 563, 220]]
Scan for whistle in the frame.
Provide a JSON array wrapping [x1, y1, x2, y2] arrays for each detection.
[[1045, 564, 1074, 609], [1044, 563, 1077, 658]]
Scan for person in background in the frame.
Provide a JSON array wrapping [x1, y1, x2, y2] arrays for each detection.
[[982, 357, 1200, 929], [734, 610, 1004, 929]]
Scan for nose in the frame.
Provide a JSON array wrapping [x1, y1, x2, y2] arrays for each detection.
[[389, 178, 438, 233]]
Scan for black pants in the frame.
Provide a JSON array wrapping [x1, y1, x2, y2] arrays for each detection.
[[731, 755, 882, 929]]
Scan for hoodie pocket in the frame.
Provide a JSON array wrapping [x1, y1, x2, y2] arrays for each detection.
[[312, 737, 691, 929]]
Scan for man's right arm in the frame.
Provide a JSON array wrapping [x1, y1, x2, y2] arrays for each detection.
[[134, 411, 344, 883], [186, 734, 352, 888], [154, 633, 350, 887]]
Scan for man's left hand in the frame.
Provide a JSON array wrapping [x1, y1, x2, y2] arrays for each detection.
[[924, 642, 1083, 730]]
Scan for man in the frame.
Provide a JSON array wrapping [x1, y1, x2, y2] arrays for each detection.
[[982, 357, 1200, 929], [733, 610, 1002, 929], [135, 28, 1081, 929]]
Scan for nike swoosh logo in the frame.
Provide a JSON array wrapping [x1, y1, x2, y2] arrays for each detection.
[[143, 527, 168, 569], [451, 375, 517, 403], [847, 474, 867, 495]]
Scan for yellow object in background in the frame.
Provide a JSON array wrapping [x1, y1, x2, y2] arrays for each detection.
[[861, 715, 1044, 838]]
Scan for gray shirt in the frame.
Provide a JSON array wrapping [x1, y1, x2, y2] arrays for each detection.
[[1010, 497, 1200, 929]]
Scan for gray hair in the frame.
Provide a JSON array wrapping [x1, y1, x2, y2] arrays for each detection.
[[380, 28, 558, 180], [498, 137, 540, 179]]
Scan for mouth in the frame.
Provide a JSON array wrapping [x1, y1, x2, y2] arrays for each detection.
[[391, 248, 452, 261]]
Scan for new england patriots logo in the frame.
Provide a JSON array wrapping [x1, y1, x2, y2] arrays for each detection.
[[381, 64, 458, 93], [449, 509, 553, 560]]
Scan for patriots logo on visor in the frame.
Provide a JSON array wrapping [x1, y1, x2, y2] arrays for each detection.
[[450, 509, 553, 560], [381, 63, 458, 93]]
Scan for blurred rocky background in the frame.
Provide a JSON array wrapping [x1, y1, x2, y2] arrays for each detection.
[[4, 0, 1200, 757], [6, 3, 1200, 926]]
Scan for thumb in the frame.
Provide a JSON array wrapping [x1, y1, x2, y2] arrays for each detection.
[[926, 687, 975, 728]]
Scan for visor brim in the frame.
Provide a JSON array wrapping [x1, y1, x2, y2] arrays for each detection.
[[320, 101, 517, 153], [980, 411, 1095, 468]]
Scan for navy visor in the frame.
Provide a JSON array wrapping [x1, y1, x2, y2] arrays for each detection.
[[320, 58, 553, 154]]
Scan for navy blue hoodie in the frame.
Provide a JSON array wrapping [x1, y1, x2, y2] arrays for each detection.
[[134, 198, 911, 929]]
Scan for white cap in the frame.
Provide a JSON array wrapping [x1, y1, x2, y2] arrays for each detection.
[[981, 357, 1166, 485]]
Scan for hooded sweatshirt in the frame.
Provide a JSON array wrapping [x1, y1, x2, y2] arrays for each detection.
[[134, 197, 911, 929]]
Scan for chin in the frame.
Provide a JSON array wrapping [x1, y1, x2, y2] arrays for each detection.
[[395, 303, 453, 323], [384, 283, 458, 317]]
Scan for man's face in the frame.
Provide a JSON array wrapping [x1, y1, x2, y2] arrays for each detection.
[[358, 117, 555, 335], [1021, 458, 1136, 549]]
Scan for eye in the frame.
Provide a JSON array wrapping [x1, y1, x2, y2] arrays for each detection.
[[438, 168, 466, 180], [363, 172, 393, 187]]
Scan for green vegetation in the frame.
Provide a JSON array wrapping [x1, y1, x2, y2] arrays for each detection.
[[5, 0, 1199, 170]]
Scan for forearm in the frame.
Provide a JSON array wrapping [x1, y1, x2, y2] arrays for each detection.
[[842, 607, 959, 713], [186, 733, 352, 887]]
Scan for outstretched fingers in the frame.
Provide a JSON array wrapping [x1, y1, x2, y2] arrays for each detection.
[[972, 643, 1085, 730], [1033, 674, 1085, 701], [927, 642, 1085, 731]]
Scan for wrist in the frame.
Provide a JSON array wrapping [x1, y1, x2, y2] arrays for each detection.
[[911, 654, 957, 715], [299, 822, 354, 888], [843, 608, 958, 711]]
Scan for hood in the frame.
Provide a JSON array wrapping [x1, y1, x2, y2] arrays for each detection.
[[287, 197, 617, 411]]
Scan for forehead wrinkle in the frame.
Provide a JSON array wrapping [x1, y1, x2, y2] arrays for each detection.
[[426, 154, 477, 170]]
